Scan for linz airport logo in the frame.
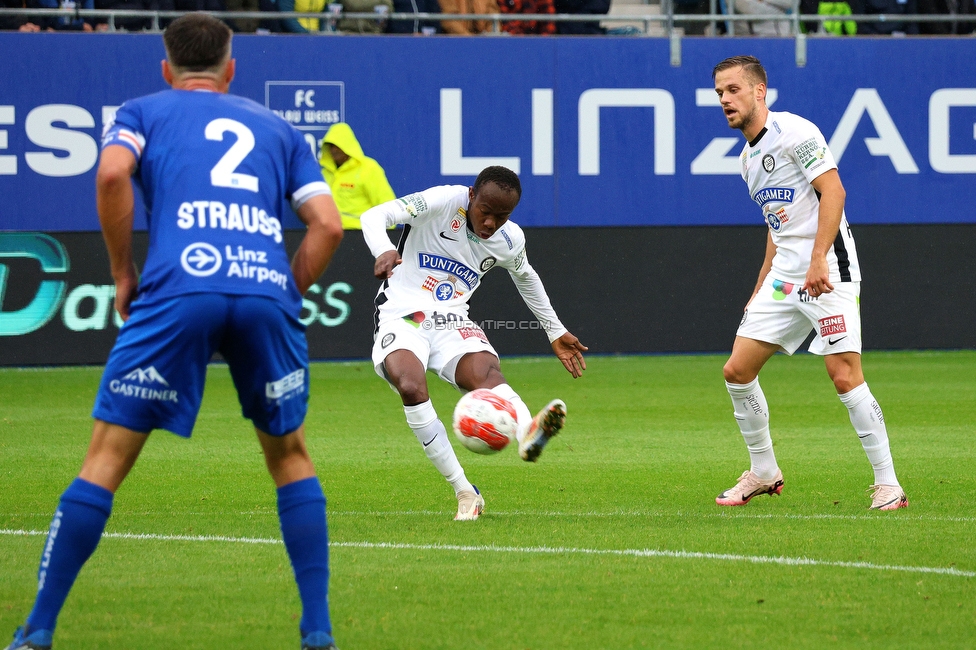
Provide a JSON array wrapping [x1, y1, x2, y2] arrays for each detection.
[[181, 242, 222, 277]]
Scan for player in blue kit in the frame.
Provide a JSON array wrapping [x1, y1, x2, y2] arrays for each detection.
[[6, 14, 344, 650]]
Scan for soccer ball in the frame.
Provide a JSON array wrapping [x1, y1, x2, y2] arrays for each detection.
[[452, 389, 518, 455]]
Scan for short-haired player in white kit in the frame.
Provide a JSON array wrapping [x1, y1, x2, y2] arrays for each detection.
[[360, 166, 588, 521], [712, 56, 908, 511]]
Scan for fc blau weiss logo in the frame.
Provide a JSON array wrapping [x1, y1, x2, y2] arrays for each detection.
[[181, 242, 222, 277], [123, 366, 169, 386]]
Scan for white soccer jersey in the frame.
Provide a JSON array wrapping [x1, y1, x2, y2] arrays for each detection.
[[740, 111, 860, 284], [361, 185, 567, 342]]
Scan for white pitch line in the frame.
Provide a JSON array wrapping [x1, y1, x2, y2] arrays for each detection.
[[4, 511, 976, 523], [1, 528, 971, 578]]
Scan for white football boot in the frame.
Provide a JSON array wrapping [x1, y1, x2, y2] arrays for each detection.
[[455, 485, 485, 521], [519, 399, 566, 462]]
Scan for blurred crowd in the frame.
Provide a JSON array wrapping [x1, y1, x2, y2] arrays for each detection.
[[0, 0, 608, 33], [0, 0, 972, 35]]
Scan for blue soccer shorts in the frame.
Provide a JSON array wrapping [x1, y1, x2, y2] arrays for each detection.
[[92, 293, 309, 437]]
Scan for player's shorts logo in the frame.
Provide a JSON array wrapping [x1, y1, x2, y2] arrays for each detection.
[[266, 368, 305, 401], [433, 281, 456, 301], [765, 211, 782, 231], [108, 366, 178, 403], [381, 333, 395, 348], [762, 154, 775, 173], [479, 257, 496, 272], [180, 242, 222, 277], [123, 366, 169, 386]]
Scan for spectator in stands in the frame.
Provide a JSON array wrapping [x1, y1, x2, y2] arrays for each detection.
[[274, 0, 327, 32], [498, 0, 556, 33], [94, 0, 174, 31], [318, 122, 396, 230], [224, 0, 260, 31], [849, 0, 918, 33], [553, 0, 608, 33], [915, 0, 972, 32], [158, 0, 226, 28], [337, 0, 393, 32], [1, 0, 32, 29], [672, 0, 711, 34], [386, 0, 441, 32], [439, 0, 498, 34], [819, 1, 856, 33], [26, 0, 96, 30], [730, 0, 795, 34], [0, 0, 41, 32]]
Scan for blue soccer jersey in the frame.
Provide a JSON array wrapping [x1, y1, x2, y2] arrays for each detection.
[[102, 89, 330, 312]]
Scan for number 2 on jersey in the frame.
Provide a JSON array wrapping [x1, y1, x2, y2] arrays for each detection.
[[205, 118, 259, 193]]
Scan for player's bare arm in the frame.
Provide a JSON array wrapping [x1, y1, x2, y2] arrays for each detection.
[[291, 193, 344, 296], [804, 169, 846, 297], [552, 332, 588, 378], [96, 144, 139, 320], [374, 250, 402, 280]]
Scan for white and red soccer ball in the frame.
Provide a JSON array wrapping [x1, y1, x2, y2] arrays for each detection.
[[452, 389, 518, 455]]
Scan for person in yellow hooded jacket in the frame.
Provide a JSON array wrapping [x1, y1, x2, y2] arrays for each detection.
[[319, 123, 396, 230]]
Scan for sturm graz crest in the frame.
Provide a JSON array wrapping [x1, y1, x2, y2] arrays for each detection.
[[762, 154, 775, 173], [480, 257, 496, 272], [381, 333, 395, 348]]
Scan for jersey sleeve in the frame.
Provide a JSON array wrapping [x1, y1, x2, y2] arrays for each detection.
[[101, 101, 146, 163], [787, 118, 837, 184], [395, 185, 460, 227], [499, 225, 567, 342], [360, 186, 460, 258], [287, 127, 331, 211]]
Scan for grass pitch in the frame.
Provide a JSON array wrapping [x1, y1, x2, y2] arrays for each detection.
[[1, 351, 975, 649]]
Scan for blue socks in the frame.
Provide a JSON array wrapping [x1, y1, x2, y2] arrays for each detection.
[[26, 478, 114, 633], [277, 477, 332, 642], [21, 476, 332, 643]]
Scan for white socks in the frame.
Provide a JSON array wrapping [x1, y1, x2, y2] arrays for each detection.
[[839, 383, 899, 487], [726, 379, 779, 480], [488, 383, 532, 444], [403, 400, 472, 496]]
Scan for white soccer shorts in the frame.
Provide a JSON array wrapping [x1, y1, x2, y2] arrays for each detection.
[[371, 309, 499, 389], [737, 277, 862, 356]]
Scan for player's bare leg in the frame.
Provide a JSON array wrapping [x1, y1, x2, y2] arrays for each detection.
[[79, 420, 151, 491], [384, 350, 480, 520], [717, 337, 784, 506], [256, 425, 317, 487], [824, 352, 907, 510], [257, 426, 336, 650], [8, 422, 148, 650], [454, 351, 563, 463]]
